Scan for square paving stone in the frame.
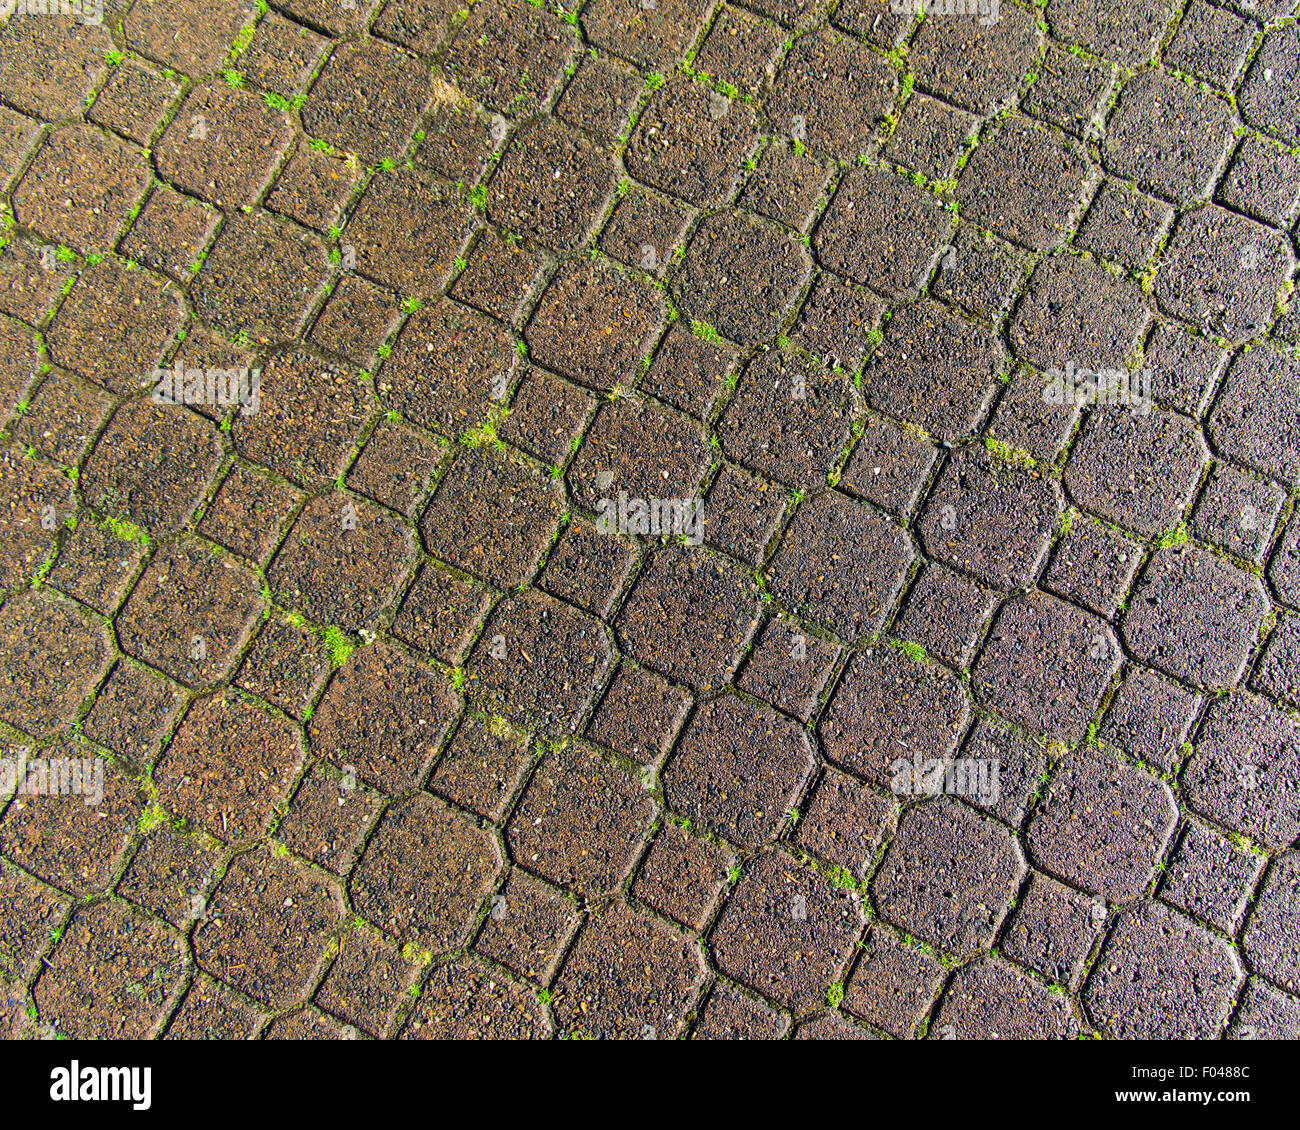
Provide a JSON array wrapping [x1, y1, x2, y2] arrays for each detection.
[[1254, 613, 1300, 708], [310, 275, 403, 369], [0, 453, 71, 591], [554, 52, 642, 144], [347, 418, 444, 516], [1027, 750, 1179, 902], [1044, 0, 1178, 67], [1239, 23, 1300, 146], [895, 563, 997, 669], [957, 115, 1092, 251], [839, 416, 937, 516], [1098, 666, 1202, 774], [0, 863, 67, 986], [931, 957, 1075, 1040], [124, 0, 258, 76], [0, 239, 73, 327], [883, 93, 980, 182], [663, 693, 814, 849], [1044, 515, 1142, 618], [909, 4, 1042, 115], [789, 273, 883, 372], [1192, 463, 1285, 564], [1121, 545, 1269, 690], [81, 659, 183, 767], [1230, 978, 1300, 1041], [12, 369, 112, 468], [155, 693, 303, 843], [744, 142, 833, 233], [451, 232, 549, 326], [276, 763, 382, 876], [711, 851, 864, 1014], [769, 28, 896, 162], [917, 446, 1060, 591], [473, 869, 579, 984], [616, 545, 761, 692], [843, 927, 946, 1038], [818, 646, 970, 788], [641, 322, 738, 419], [238, 10, 329, 98], [973, 591, 1121, 744], [416, 98, 505, 185], [691, 981, 790, 1040], [791, 768, 894, 877], [960, 719, 1050, 828], [1208, 347, 1300, 483], [389, 561, 493, 665], [1154, 206, 1293, 345], [314, 927, 416, 1038], [625, 77, 760, 207], [0, 15, 112, 120], [428, 711, 531, 823], [1021, 43, 1114, 138], [1076, 180, 1174, 272], [872, 798, 1025, 958], [1144, 320, 1228, 418], [701, 461, 787, 566], [235, 616, 332, 720], [1001, 871, 1100, 989], [302, 40, 430, 163], [401, 957, 550, 1039], [1217, 133, 1300, 230], [1242, 852, 1300, 994], [117, 827, 222, 928], [507, 741, 653, 897], [45, 520, 144, 615], [718, 349, 858, 489], [120, 186, 220, 281], [633, 823, 734, 931], [269, 491, 417, 632], [768, 489, 915, 642], [266, 143, 359, 234], [736, 617, 841, 723], [497, 368, 593, 466], [198, 463, 302, 566], [986, 367, 1079, 466], [465, 590, 614, 736], [1183, 691, 1300, 849], [693, 4, 783, 98], [586, 661, 692, 766], [1084, 901, 1243, 1039], [1160, 821, 1265, 933], [421, 446, 564, 589], [1164, 0, 1255, 91], [582, 0, 711, 70], [599, 186, 691, 275], [196, 846, 345, 1010], [310, 640, 460, 795], [929, 225, 1030, 322], [351, 793, 499, 948], [538, 516, 637, 619]]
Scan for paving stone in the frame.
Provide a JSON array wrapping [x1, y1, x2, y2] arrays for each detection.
[[314, 928, 415, 1038], [641, 323, 737, 419], [1027, 750, 1178, 901], [342, 168, 473, 298], [553, 52, 643, 144], [372, 0, 459, 53], [718, 348, 857, 487], [795, 1012, 877, 1039], [1010, 253, 1149, 372], [815, 166, 954, 298], [81, 660, 183, 766], [488, 120, 615, 252], [45, 520, 144, 615], [1160, 821, 1264, 933], [302, 40, 429, 163], [931, 958, 1075, 1040], [117, 541, 265, 688], [1044, 0, 1177, 67], [736, 618, 840, 723], [1165, 0, 1255, 91], [239, 10, 329, 98], [428, 711, 531, 823], [0, 13, 112, 120], [390, 561, 493, 666], [1154, 206, 1293, 345], [599, 186, 690, 275], [235, 617, 330, 721], [311, 640, 460, 795], [1085, 901, 1243, 1038], [1099, 666, 1202, 774], [1021, 44, 1114, 139], [347, 418, 443, 516], [164, 975, 265, 1040], [539, 517, 637, 619], [85, 61, 176, 147], [268, 491, 417, 632], [1183, 692, 1300, 849], [451, 232, 549, 326], [403, 957, 549, 1039], [35, 902, 184, 1040], [633, 823, 734, 931], [838, 416, 937, 516], [929, 225, 1029, 322], [264, 1006, 357, 1040], [266, 143, 359, 234], [691, 981, 790, 1039], [582, 0, 710, 70], [0, 104, 40, 194], [1001, 872, 1100, 990], [1192, 463, 1285, 564], [198, 463, 302, 566], [1144, 320, 1228, 418], [124, 0, 257, 75], [917, 447, 1060, 590], [120, 186, 219, 281], [910, 5, 1042, 114], [445, 0, 577, 117], [701, 462, 787, 566], [553, 901, 704, 1039], [831, 0, 912, 43], [277, 762, 381, 876], [1076, 180, 1173, 272], [155, 692, 302, 841], [0, 451, 73, 591], [694, 5, 783, 99], [662, 693, 813, 849], [196, 846, 345, 1009], [0, 863, 67, 986], [863, 302, 1002, 440], [1254, 613, 1300, 707], [0, 239, 73, 327], [472, 871, 578, 989], [507, 741, 652, 896], [872, 798, 1025, 958], [525, 258, 664, 391], [1209, 347, 1300, 484], [1242, 852, 1300, 995], [960, 719, 1050, 828], [421, 446, 564, 589], [792, 768, 893, 878], [47, 258, 185, 396], [1218, 134, 1300, 230], [768, 489, 914, 642], [1239, 22, 1300, 146], [883, 93, 979, 182], [352, 793, 498, 948], [1230, 977, 1300, 1040], [586, 662, 691, 766], [769, 28, 896, 161], [957, 115, 1092, 252], [986, 368, 1079, 467], [192, 212, 329, 342], [789, 274, 883, 371], [1122, 546, 1269, 690], [497, 368, 592, 465], [974, 592, 1121, 743], [466, 590, 614, 735], [417, 96, 502, 190], [895, 563, 996, 670], [625, 77, 760, 207], [117, 827, 221, 928], [711, 851, 864, 1014], [819, 646, 970, 788], [843, 927, 946, 1038]]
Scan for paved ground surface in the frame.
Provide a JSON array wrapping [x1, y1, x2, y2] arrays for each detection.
[[0, 0, 1298, 1041]]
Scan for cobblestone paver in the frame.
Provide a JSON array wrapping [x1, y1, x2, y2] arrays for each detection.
[[0, 0, 1297, 1044]]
